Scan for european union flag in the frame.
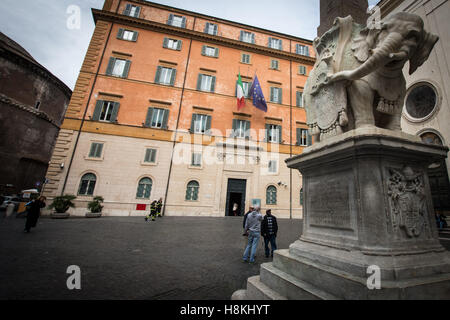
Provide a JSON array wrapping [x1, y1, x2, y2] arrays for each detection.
[[249, 75, 267, 112]]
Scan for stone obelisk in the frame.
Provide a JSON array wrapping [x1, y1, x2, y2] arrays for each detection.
[[317, 0, 368, 37]]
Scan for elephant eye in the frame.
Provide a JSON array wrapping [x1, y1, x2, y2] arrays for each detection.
[[407, 31, 420, 42]]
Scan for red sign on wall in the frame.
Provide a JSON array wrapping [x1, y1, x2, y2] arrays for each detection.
[[136, 204, 147, 211]]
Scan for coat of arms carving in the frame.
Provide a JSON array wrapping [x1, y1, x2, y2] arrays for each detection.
[[387, 166, 430, 238]]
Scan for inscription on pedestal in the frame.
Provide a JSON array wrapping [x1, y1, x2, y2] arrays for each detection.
[[308, 173, 353, 230]]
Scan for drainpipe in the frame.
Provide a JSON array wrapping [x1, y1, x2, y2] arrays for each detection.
[[289, 40, 293, 220], [162, 17, 196, 216]]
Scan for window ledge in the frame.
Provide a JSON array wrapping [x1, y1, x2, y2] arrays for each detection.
[[189, 165, 203, 170], [85, 157, 104, 162], [140, 161, 158, 166]]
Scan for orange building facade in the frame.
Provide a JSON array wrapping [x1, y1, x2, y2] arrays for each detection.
[[43, 0, 316, 218]]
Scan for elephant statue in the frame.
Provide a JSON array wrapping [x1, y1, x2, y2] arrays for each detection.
[[304, 12, 439, 142]]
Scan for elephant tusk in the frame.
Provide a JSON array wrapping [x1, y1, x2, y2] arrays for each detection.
[[389, 52, 408, 60]]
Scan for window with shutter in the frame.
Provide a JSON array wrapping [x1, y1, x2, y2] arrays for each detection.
[[136, 178, 152, 199], [233, 119, 250, 139], [271, 60, 279, 70], [119, 29, 137, 41], [270, 87, 282, 104], [191, 153, 202, 167], [241, 53, 251, 64], [299, 65, 307, 75], [144, 149, 157, 163], [269, 37, 282, 50], [268, 160, 277, 173], [98, 101, 116, 122], [78, 173, 97, 196], [298, 129, 308, 146], [296, 91, 303, 107], [198, 74, 215, 92], [192, 114, 210, 134], [89, 143, 104, 158], [169, 14, 185, 28], [240, 31, 254, 44], [266, 186, 277, 205], [203, 46, 217, 57], [107, 58, 130, 78], [205, 22, 218, 35], [124, 5, 140, 18], [296, 44, 310, 56], [150, 108, 168, 129], [186, 181, 200, 201], [267, 124, 281, 143], [156, 67, 175, 85], [164, 38, 182, 51]]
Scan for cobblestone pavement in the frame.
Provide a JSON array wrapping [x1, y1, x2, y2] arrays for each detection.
[[0, 216, 302, 300], [1, 216, 449, 300]]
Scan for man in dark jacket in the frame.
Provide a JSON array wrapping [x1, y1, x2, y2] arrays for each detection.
[[261, 209, 278, 258], [24, 196, 46, 233]]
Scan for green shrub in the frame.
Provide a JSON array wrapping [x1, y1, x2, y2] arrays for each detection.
[[88, 196, 104, 213], [48, 195, 76, 213]]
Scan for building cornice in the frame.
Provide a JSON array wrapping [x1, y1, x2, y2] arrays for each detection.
[[0, 48, 72, 99], [124, 0, 314, 45], [0, 93, 60, 128], [92, 9, 316, 65]]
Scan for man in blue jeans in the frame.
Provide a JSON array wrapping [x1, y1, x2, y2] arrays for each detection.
[[242, 206, 263, 264], [261, 209, 278, 258]]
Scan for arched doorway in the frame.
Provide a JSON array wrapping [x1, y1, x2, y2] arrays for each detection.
[[420, 131, 450, 214]]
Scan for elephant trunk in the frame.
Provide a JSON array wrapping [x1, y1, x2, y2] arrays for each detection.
[[349, 32, 404, 80]]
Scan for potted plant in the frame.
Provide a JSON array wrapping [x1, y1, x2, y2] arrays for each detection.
[[49, 195, 76, 219], [86, 196, 104, 218]]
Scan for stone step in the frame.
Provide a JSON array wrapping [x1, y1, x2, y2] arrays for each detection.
[[259, 262, 339, 300], [271, 249, 371, 299], [245, 276, 287, 300], [270, 249, 450, 299]]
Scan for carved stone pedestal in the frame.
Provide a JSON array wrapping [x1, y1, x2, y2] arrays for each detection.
[[233, 128, 450, 299]]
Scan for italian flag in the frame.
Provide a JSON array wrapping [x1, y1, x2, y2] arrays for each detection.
[[237, 72, 245, 110]]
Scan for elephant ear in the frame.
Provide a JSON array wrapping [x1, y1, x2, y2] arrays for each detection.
[[409, 31, 439, 75], [352, 26, 383, 63]]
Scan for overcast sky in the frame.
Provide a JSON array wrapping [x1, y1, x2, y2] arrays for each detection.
[[0, 0, 378, 90]]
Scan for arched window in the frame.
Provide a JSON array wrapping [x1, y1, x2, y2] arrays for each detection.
[[185, 181, 199, 201], [136, 177, 152, 199], [300, 188, 304, 206], [266, 185, 277, 205], [78, 173, 97, 196]]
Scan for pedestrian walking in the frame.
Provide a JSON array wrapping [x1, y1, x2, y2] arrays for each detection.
[[145, 200, 157, 221], [156, 198, 163, 218], [232, 203, 239, 216], [261, 209, 278, 258], [242, 206, 263, 264], [24, 196, 46, 233]]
